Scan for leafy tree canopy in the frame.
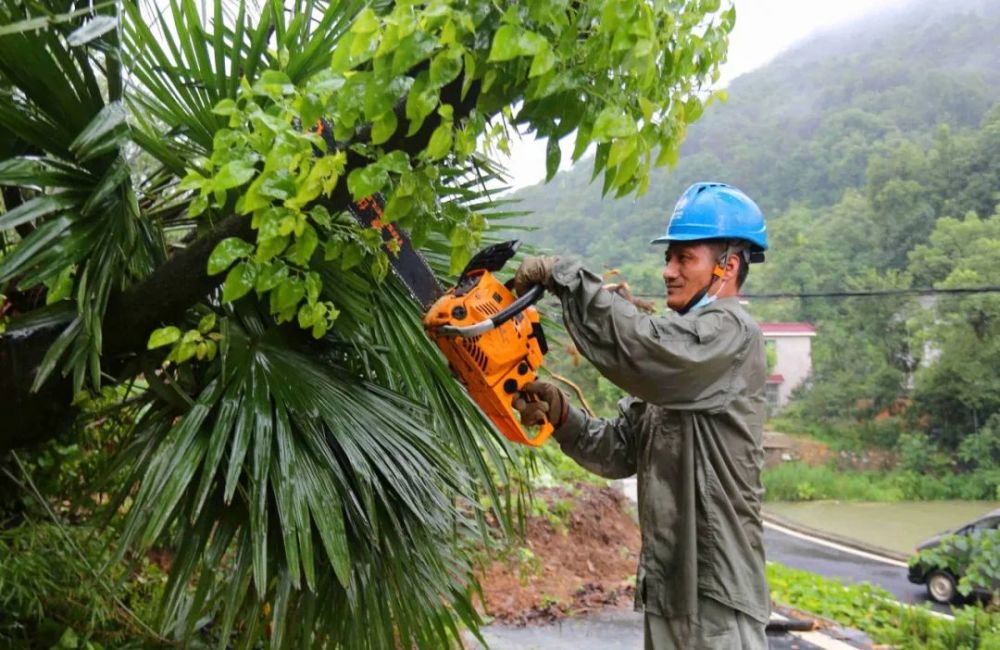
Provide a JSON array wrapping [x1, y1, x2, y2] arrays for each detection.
[[0, 0, 732, 646]]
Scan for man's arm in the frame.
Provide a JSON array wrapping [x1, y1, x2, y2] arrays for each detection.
[[553, 397, 644, 479], [550, 259, 749, 410]]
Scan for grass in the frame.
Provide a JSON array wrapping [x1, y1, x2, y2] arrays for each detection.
[[763, 462, 1000, 502]]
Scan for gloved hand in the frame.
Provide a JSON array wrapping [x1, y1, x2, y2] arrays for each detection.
[[513, 381, 570, 428], [513, 256, 558, 296]]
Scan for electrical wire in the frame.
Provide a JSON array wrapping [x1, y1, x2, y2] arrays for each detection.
[[627, 286, 1000, 300]]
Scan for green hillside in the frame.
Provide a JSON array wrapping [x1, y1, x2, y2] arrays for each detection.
[[513, 0, 1000, 482], [510, 0, 1000, 271]]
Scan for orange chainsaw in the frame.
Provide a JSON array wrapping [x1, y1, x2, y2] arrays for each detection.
[[346, 196, 553, 447]]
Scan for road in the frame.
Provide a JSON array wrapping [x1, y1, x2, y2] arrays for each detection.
[[764, 520, 952, 616]]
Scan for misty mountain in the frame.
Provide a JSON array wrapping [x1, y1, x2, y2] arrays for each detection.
[[507, 0, 1000, 266]]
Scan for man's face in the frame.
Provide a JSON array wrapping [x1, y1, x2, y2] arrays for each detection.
[[662, 242, 718, 311]]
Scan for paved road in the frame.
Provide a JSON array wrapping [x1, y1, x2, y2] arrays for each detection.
[[764, 521, 952, 616]]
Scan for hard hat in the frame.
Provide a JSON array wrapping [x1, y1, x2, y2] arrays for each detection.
[[650, 182, 768, 256]]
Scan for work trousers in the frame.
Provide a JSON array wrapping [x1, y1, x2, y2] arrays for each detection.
[[643, 597, 768, 650]]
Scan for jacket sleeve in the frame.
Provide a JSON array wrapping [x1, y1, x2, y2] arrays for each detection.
[[553, 398, 645, 479], [550, 258, 749, 411]]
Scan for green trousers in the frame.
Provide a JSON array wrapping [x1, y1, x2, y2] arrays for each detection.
[[643, 597, 768, 650]]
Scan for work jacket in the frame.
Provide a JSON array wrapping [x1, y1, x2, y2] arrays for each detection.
[[549, 258, 770, 624]]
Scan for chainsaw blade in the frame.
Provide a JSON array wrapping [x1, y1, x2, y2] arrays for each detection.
[[346, 195, 443, 311]]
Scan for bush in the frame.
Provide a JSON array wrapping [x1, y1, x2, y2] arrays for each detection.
[[0, 522, 165, 648], [763, 462, 904, 501], [763, 462, 1000, 501], [767, 561, 1000, 648], [911, 530, 1000, 599]]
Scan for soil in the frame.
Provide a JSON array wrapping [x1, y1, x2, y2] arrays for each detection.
[[476, 484, 641, 626], [765, 431, 896, 471]]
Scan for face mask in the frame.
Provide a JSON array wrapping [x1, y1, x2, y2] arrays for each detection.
[[684, 277, 728, 313], [687, 291, 718, 312]]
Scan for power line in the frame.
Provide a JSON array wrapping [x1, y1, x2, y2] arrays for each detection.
[[628, 286, 1000, 300]]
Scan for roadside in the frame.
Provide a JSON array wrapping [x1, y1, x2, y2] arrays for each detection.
[[471, 482, 880, 649]]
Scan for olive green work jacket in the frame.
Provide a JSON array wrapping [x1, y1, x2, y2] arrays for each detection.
[[549, 259, 770, 624]]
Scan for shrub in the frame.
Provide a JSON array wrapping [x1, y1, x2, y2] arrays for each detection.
[[767, 562, 1000, 648]]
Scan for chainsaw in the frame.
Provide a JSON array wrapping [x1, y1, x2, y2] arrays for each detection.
[[346, 195, 554, 447]]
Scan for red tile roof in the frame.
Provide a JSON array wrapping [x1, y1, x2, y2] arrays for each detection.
[[760, 322, 816, 335], [766, 374, 784, 384]]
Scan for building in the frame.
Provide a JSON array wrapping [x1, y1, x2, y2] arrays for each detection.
[[759, 322, 817, 413]]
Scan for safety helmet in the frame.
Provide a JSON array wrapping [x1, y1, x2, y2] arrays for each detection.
[[650, 182, 767, 258]]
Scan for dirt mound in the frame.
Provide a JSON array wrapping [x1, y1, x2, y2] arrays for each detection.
[[477, 484, 641, 625]]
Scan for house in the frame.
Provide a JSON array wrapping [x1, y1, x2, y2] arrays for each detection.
[[759, 322, 817, 413]]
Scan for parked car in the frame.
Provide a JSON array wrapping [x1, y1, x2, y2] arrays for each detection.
[[907, 509, 1000, 604]]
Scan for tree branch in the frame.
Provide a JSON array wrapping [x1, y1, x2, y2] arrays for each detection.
[[0, 75, 482, 450]]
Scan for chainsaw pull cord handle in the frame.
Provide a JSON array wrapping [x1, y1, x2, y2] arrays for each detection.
[[437, 284, 545, 338]]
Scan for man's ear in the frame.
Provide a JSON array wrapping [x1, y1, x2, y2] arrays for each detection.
[[721, 251, 742, 283]]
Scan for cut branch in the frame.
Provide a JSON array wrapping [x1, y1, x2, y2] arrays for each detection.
[[0, 75, 483, 451]]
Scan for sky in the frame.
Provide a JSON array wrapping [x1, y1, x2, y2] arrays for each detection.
[[498, 0, 913, 191]]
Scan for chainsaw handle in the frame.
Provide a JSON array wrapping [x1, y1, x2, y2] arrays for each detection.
[[437, 284, 545, 338]]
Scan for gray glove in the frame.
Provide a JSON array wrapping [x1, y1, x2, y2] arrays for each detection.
[[513, 256, 558, 297], [513, 381, 569, 428]]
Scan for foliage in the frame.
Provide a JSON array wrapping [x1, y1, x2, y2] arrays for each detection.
[[767, 561, 1000, 648], [498, 0, 1000, 466], [0, 0, 732, 646], [762, 462, 904, 502], [0, 506, 165, 649], [912, 530, 1000, 599], [762, 461, 1000, 502]]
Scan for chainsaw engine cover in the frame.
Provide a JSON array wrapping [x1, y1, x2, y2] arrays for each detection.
[[423, 269, 552, 446]]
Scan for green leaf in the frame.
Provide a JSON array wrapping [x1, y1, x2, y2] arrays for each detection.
[[350, 8, 379, 34], [212, 98, 239, 116], [592, 107, 637, 141], [529, 46, 557, 78], [429, 48, 463, 88], [545, 137, 561, 182], [0, 195, 75, 232], [198, 313, 217, 333], [208, 237, 255, 275], [69, 102, 128, 161], [371, 111, 398, 145], [488, 25, 522, 62], [213, 160, 257, 191], [222, 262, 255, 302], [424, 123, 453, 161], [347, 164, 388, 200], [405, 73, 438, 136], [148, 326, 182, 349]]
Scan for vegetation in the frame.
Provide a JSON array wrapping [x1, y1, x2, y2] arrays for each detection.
[[911, 530, 1000, 600], [0, 0, 730, 646], [763, 461, 1000, 502], [510, 0, 1000, 480], [767, 562, 1000, 649]]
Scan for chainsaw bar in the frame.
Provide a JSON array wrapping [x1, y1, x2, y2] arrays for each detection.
[[310, 119, 443, 310], [346, 195, 443, 311]]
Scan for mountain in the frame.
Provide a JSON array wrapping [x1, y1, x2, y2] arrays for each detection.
[[507, 0, 1000, 270]]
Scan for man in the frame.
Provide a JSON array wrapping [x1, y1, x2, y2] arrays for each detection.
[[512, 182, 770, 650]]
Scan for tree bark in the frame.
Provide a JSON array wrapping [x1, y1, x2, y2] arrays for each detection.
[[0, 77, 481, 450]]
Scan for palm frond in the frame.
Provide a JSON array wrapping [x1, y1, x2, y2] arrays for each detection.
[[116, 298, 504, 647]]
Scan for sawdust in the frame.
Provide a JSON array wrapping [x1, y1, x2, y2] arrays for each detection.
[[476, 484, 641, 626]]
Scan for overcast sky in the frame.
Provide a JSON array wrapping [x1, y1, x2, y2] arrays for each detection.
[[498, 0, 913, 191]]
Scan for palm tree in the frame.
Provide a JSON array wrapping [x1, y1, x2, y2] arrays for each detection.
[[0, 0, 730, 645]]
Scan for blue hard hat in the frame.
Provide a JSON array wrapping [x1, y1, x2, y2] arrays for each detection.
[[650, 182, 768, 253]]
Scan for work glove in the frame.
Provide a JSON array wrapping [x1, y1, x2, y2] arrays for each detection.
[[513, 381, 570, 428], [512, 256, 558, 297]]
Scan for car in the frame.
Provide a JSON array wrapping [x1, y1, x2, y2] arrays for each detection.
[[907, 509, 1000, 604]]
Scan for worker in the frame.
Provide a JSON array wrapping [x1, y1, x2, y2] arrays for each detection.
[[512, 182, 770, 650]]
